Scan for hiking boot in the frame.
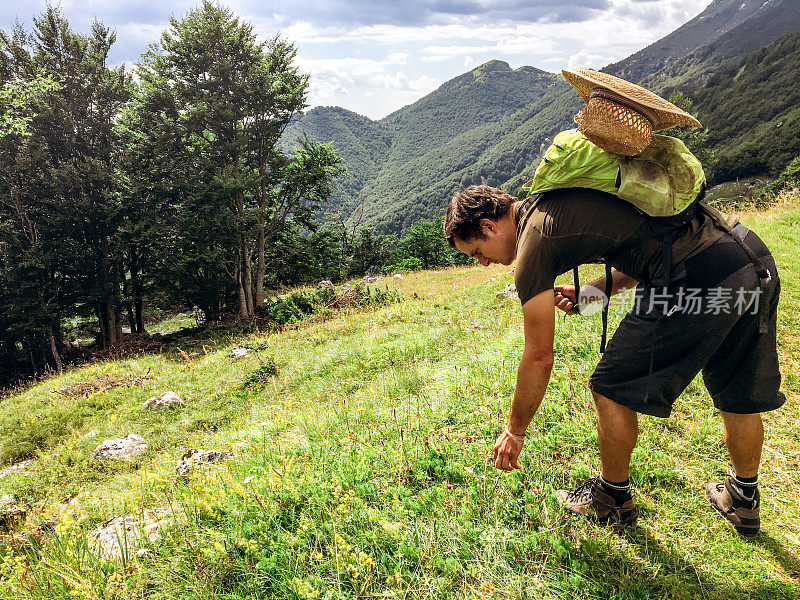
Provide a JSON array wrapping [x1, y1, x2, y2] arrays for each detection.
[[556, 477, 638, 526], [704, 476, 760, 540]]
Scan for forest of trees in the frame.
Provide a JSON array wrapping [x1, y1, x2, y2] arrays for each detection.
[[0, 3, 468, 387]]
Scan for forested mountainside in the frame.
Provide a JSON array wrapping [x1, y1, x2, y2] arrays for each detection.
[[281, 108, 392, 217], [637, 0, 800, 93], [689, 28, 800, 181], [606, 0, 800, 83], [282, 0, 800, 234], [282, 62, 565, 221]]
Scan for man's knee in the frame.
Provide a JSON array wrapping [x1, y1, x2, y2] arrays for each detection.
[[591, 390, 638, 429]]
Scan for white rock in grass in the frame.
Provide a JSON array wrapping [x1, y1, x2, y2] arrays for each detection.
[[228, 346, 251, 359], [0, 459, 31, 478], [393, 274, 403, 280], [88, 508, 174, 561], [496, 284, 519, 300], [317, 280, 334, 289], [244, 475, 257, 484], [92, 435, 147, 462], [361, 276, 382, 284], [0, 503, 26, 530], [0, 495, 13, 507], [143, 391, 184, 409], [175, 449, 232, 478]]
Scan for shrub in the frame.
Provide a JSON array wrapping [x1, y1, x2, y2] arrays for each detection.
[[383, 257, 423, 274], [755, 155, 800, 203]]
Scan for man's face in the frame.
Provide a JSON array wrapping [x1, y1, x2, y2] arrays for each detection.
[[454, 219, 516, 267]]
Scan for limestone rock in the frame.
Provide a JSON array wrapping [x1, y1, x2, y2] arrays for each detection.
[[143, 391, 184, 409], [175, 449, 231, 478], [393, 274, 403, 280], [496, 284, 519, 300], [0, 502, 26, 531], [0, 495, 13, 507], [87, 507, 174, 560], [92, 435, 147, 462], [317, 280, 334, 289], [0, 459, 30, 478], [361, 276, 382, 284], [228, 346, 251, 359]]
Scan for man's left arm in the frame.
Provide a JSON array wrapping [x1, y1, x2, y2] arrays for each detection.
[[493, 289, 555, 471]]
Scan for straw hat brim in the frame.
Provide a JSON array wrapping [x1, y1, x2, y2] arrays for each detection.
[[562, 68, 701, 131]]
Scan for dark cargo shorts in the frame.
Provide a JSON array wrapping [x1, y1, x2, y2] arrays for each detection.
[[588, 224, 785, 417]]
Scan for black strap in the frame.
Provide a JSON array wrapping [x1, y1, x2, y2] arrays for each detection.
[[572, 266, 581, 315], [698, 204, 772, 333], [600, 261, 613, 353], [655, 230, 675, 290]]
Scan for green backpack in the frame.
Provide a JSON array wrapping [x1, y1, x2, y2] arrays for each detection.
[[522, 128, 707, 352], [521, 128, 771, 352], [524, 128, 706, 217]]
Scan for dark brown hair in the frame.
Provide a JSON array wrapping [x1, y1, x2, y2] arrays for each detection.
[[443, 185, 517, 247]]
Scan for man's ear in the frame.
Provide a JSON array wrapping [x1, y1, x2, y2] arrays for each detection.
[[479, 218, 496, 234]]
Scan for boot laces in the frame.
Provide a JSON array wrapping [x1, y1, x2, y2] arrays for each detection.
[[567, 477, 600, 501]]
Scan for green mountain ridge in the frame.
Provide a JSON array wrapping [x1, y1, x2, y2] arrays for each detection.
[[282, 0, 800, 235], [637, 0, 800, 93]]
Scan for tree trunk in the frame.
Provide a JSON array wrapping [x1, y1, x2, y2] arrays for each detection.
[[107, 301, 121, 347], [97, 302, 109, 349], [128, 248, 146, 333], [25, 336, 37, 374], [49, 327, 63, 373], [236, 251, 249, 320], [255, 222, 266, 306], [135, 297, 144, 334], [242, 243, 255, 318]]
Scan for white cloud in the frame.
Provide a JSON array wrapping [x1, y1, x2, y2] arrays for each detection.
[[2, 0, 716, 119]]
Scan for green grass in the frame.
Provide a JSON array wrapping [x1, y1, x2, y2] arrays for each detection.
[[1, 205, 799, 599]]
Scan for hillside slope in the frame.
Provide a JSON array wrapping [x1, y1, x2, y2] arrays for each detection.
[[284, 62, 565, 225], [0, 203, 798, 599], [281, 107, 392, 216]]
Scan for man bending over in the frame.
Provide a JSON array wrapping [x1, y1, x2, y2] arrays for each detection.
[[444, 184, 784, 539]]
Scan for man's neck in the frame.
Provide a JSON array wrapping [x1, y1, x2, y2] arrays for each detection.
[[512, 200, 526, 227]]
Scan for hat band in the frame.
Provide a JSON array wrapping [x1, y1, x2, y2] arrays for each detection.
[[589, 89, 657, 127]]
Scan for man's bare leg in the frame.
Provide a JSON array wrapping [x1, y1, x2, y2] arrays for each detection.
[[704, 411, 763, 539], [720, 411, 763, 478], [556, 390, 640, 524], [591, 390, 638, 481]]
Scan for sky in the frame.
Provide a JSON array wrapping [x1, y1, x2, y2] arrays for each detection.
[[1, 1, 714, 120]]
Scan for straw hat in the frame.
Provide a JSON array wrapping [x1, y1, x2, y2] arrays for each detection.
[[562, 68, 701, 156]]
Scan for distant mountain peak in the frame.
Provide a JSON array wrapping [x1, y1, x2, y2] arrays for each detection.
[[472, 59, 511, 74]]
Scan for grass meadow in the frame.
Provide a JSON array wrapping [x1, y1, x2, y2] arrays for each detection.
[[0, 197, 798, 599]]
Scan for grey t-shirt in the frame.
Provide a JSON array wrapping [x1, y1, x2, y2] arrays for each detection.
[[514, 188, 738, 305]]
